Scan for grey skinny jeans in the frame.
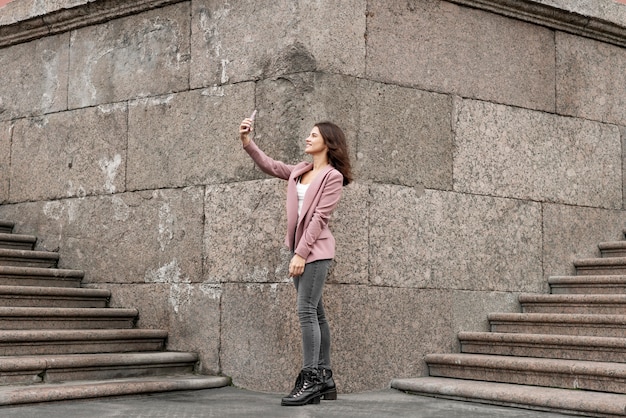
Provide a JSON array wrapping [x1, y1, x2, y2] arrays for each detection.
[[292, 258, 332, 371]]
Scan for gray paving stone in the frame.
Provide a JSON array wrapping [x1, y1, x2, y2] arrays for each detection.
[[0, 386, 571, 418]]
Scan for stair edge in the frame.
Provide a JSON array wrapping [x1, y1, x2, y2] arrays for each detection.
[[0, 375, 231, 406], [391, 377, 626, 417]]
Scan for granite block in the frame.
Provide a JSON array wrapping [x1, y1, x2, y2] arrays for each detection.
[[204, 180, 288, 284], [166, 282, 222, 374], [450, 291, 521, 337], [454, 99, 621, 209], [190, 0, 366, 88], [127, 84, 254, 190], [0, 187, 204, 285], [543, 203, 626, 280], [366, 0, 555, 112], [90, 283, 170, 331], [324, 286, 458, 393], [220, 282, 300, 392], [10, 104, 127, 202], [357, 80, 453, 189], [0, 122, 10, 203], [254, 73, 359, 169], [222, 283, 471, 393], [369, 185, 543, 292], [205, 179, 368, 285], [557, 32, 626, 125], [0, 33, 69, 121], [68, 2, 190, 108], [326, 182, 369, 285]]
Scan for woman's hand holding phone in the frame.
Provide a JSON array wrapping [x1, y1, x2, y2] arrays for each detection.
[[239, 110, 257, 146]]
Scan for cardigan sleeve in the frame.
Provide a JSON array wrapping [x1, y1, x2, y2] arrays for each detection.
[[243, 140, 294, 180]]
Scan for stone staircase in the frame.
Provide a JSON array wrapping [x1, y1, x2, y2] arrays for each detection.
[[0, 220, 229, 406], [392, 231, 626, 417]]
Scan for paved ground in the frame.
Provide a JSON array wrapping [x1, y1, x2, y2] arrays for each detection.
[[0, 386, 572, 418]]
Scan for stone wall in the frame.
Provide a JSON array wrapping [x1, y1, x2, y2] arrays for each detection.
[[0, 0, 625, 393]]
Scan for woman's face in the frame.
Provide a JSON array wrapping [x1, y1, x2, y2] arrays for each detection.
[[305, 126, 328, 156]]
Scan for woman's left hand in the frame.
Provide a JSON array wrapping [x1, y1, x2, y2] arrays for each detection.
[[289, 254, 306, 277]]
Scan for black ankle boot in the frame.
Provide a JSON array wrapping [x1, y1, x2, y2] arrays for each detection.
[[287, 370, 304, 397], [281, 368, 322, 406], [320, 368, 337, 400]]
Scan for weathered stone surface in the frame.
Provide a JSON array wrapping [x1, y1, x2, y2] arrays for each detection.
[[454, 99, 622, 209], [366, 0, 555, 112], [205, 180, 288, 284], [127, 84, 254, 191], [165, 282, 221, 375], [446, 0, 626, 50], [10, 104, 127, 202], [92, 283, 169, 330], [190, 0, 366, 88], [205, 179, 369, 286], [223, 283, 490, 392], [221, 282, 300, 392], [543, 204, 626, 280], [326, 183, 369, 285], [0, 122, 10, 203], [557, 32, 626, 125], [0, 0, 184, 25], [88, 280, 221, 374], [357, 81, 453, 189], [450, 291, 521, 337], [326, 286, 462, 392], [0, 187, 204, 285], [258, 72, 448, 187], [68, 2, 190, 108], [623, 126, 626, 209], [0, 33, 68, 121], [369, 185, 543, 292], [254, 73, 359, 169], [0, 0, 93, 25], [533, 0, 626, 27]]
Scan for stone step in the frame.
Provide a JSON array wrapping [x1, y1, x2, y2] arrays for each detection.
[[391, 377, 626, 417], [0, 233, 37, 250], [549, 275, 626, 294], [488, 313, 626, 337], [0, 352, 200, 385], [519, 293, 626, 314], [0, 329, 167, 355], [0, 285, 110, 308], [459, 331, 626, 363], [425, 353, 626, 394], [574, 256, 626, 275], [599, 241, 626, 258], [0, 375, 231, 406], [0, 266, 84, 288], [0, 221, 14, 234], [0, 307, 137, 329], [0, 249, 59, 268]]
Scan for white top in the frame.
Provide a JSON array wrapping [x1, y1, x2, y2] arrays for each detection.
[[296, 178, 310, 217]]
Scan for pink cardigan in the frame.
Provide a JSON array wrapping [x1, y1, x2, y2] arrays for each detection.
[[244, 140, 343, 263]]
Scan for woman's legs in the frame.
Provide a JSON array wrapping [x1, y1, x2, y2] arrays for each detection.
[[292, 259, 331, 370], [317, 297, 331, 369]]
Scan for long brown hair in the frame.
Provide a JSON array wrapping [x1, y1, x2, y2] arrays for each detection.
[[315, 121, 353, 186]]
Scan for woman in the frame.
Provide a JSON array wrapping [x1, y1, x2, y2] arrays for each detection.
[[239, 114, 352, 406]]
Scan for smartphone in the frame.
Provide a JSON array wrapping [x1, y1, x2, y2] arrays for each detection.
[[245, 109, 257, 132]]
